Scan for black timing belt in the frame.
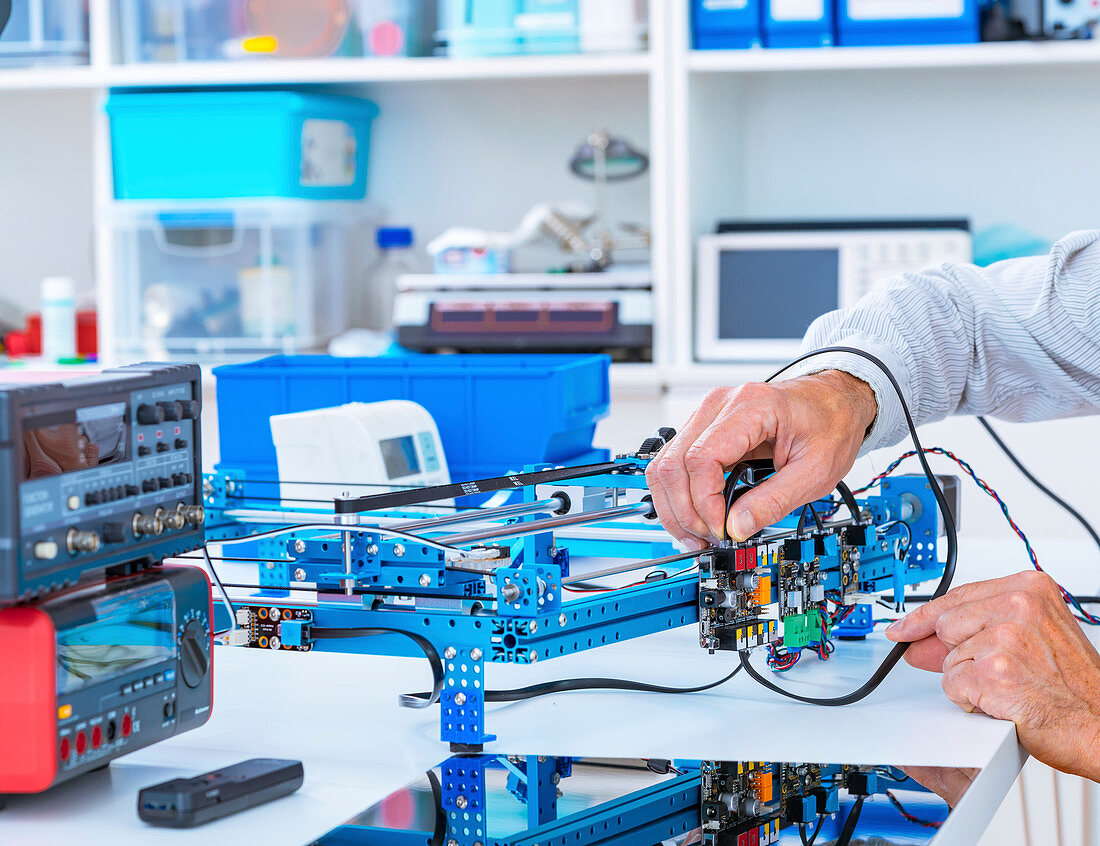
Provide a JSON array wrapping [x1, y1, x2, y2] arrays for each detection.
[[333, 460, 635, 514]]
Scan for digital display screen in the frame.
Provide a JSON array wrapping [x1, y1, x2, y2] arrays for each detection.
[[717, 248, 840, 340], [23, 402, 130, 481], [55, 582, 175, 695], [379, 435, 421, 480]]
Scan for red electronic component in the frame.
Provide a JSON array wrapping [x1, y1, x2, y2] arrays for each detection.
[[747, 546, 758, 568], [0, 607, 57, 792], [749, 826, 760, 846], [0, 566, 213, 795], [735, 549, 746, 571]]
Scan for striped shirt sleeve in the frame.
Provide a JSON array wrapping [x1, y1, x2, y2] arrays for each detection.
[[779, 229, 1100, 452]]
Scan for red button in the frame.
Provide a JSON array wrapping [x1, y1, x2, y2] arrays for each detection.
[[91, 725, 102, 748], [59, 736, 71, 761], [121, 713, 132, 738], [75, 731, 87, 755]]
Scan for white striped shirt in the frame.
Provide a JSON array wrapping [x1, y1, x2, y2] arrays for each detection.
[[783, 229, 1100, 452]]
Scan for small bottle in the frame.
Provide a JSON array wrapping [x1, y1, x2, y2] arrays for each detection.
[[363, 227, 420, 331], [41, 276, 77, 362]]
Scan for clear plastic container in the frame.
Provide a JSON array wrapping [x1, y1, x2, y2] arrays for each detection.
[[0, 0, 89, 66], [437, 0, 647, 56], [106, 200, 374, 361], [114, 0, 436, 63]]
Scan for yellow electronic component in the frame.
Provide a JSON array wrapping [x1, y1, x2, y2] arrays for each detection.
[[243, 35, 278, 53], [57, 704, 72, 720]]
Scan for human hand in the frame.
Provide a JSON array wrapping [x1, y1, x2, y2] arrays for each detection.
[[645, 371, 877, 549], [886, 571, 1100, 781], [899, 765, 978, 809]]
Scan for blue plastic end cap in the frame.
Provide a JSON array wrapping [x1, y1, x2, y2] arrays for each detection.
[[377, 227, 414, 248]]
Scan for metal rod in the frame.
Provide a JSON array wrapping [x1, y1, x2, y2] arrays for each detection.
[[561, 550, 705, 585], [393, 496, 565, 532], [441, 501, 655, 546]]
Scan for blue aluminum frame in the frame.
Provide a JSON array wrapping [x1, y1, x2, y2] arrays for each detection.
[[201, 459, 947, 750]]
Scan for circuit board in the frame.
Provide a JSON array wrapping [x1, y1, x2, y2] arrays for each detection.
[[235, 604, 314, 652]]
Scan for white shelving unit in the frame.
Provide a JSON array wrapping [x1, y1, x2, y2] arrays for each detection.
[[2, 0, 1100, 391]]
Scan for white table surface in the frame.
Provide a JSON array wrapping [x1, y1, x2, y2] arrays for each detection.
[[6, 536, 1095, 844]]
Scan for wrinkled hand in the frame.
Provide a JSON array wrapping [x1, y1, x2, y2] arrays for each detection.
[[900, 765, 978, 809], [645, 371, 877, 548], [886, 571, 1100, 781]]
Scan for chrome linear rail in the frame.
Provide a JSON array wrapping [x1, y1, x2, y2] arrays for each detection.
[[393, 496, 566, 532], [440, 500, 655, 546]]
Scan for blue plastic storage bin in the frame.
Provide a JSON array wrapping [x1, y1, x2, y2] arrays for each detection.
[[106, 91, 378, 200], [213, 354, 611, 483], [692, 0, 763, 49], [834, 0, 979, 45]]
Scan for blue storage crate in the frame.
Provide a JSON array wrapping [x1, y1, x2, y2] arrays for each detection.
[[693, 0, 764, 49], [106, 91, 378, 200], [764, 0, 834, 46], [213, 354, 611, 484], [834, 0, 979, 45]]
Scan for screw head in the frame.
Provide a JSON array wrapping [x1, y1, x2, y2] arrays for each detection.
[[447, 840, 459, 846], [529, 620, 538, 633], [293, 568, 307, 582], [470, 648, 482, 661], [419, 573, 432, 587], [393, 543, 406, 557], [366, 543, 379, 556], [551, 772, 561, 784], [454, 692, 467, 706], [455, 795, 468, 810], [559, 613, 568, 627], [294, 539, 306, 553], [444, 646, 457, 660], [528, 650, 538, 662]]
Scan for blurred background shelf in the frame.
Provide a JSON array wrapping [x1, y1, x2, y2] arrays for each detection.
[[687, 39, 1100, 73]]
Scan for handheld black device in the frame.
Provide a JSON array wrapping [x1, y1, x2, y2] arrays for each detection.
[[137, 758, 304, 827]]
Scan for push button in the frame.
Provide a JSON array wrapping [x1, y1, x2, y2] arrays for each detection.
[[174, 438, 187, 450], [34, 541, 59, 560], [155, 442, 170, 453], [137, 445, 151, 457], [142, 479, 157, 493], [84, 491, 101, 506], [158, 477, 172, 490], [125, 484, 140, 497]]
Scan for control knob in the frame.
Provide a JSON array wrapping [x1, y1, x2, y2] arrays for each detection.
[[136, 404, 164, 426], [178, 618, 210, 689], [158, 401, 183, 421], [179, 399, 200, 420]]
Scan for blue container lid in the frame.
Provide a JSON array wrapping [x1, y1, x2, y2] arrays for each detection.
[[377, 227, 414, 248]]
